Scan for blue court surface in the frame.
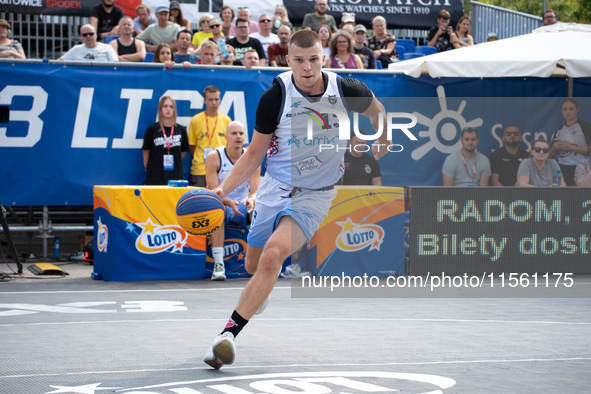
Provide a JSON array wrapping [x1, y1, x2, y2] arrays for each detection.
[[1, 271, 590, 394]]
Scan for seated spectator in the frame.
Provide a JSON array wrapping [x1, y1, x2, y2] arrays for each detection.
[[575, 156, 591, 187], [110, 16, 146, 62], [220, 6, 235, 38], [328, 31, 363, 70], [517, 139, 565, 187], [272, 5, 292, 34], [427, 10, 453, 52], [227, 18, 266, 66], [142, 96, 189, 185], [342, 24, 354, 36], [317, 24, 332, 66], [169, 1, 191, 31], [154, 43, 174, 70], [488, 126, 529, 186], [303, 0, 337, 32], [486, 32, 498, 42], [343, 130, 382, 186], [192, 14, 214, 49], [0, 20, 26, 59], [137, 6, 181, 53], [90, 0, 124, 41], [219, 44, 237, 66], [59, 24, 118, 62], [133, 5, 157, 36], [452, 15, 474, 48], [197, 40, 218, 66], [241, 48, 259, 70], [175, 30, 199, 67], [442, 128, 491, 186], [249, 14, 279, 66], [367, 16, 397, 68], [197, 18, 224, 59], [352, 25, 376, 69], [268, 25, 290, 67], [543, 9, 558, 26], [340, 12, 355, 29], [229, 7, 260, 36]]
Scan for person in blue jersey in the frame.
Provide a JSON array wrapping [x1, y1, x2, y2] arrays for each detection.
[[203, 29, 390, 369]]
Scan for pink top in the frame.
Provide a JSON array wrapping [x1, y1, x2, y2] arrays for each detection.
[[330, 53, 356, 69]]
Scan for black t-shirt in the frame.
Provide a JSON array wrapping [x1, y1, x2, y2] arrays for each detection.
[[343, 152, 381, 185], [427, 26, 452, 52], [226, 37, 266, 61], [488, 146, 530, 186], [142, 123, 189, 185], [255, 75, 373, 135], [91, 4, 125, 34], [354, 46, 377, 69]]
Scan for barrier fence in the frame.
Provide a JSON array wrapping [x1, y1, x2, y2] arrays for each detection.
[[471, 1, 542, 44]]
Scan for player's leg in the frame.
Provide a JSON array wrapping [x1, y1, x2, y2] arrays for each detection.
[[210, 221, 226, 281]]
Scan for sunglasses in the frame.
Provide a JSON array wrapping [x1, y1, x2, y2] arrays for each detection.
[[533, 147, 549, 153], [462, 127, 477, 132], [209, 24, 220, 28], [504, 132, 519, 136], [238, 6, 249, 10], [81, 32, 95, 37], [260, 19, 272, 23]]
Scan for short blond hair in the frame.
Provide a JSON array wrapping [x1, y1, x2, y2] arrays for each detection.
[[201, 40, 218, 51]]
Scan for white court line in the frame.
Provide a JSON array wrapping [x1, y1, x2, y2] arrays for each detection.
[[1, 317, 590, 328], [1, 357, 590, 380], [0, 286, 291, 295]]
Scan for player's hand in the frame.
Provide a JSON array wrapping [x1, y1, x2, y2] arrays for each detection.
[[244, 197, 255, 213], [224, 198, 244, 216], [372, 140, 391, 161], [213, 187, 226, 200]]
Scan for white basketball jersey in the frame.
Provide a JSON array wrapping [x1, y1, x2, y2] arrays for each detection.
[[266, 71, 349, 189], [216, 147, 250, 202]]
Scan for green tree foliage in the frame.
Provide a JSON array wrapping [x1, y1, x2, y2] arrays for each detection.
[[471, 0, 589, 23]]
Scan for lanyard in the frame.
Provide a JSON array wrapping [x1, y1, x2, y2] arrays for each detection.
[[161, 124, 174, 154], [205, 114, 219, 144], [461, 150, 476, 182]]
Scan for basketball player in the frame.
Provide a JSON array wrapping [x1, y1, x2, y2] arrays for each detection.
[[205, 121, 260, 281], [204, 29, 390, 369]]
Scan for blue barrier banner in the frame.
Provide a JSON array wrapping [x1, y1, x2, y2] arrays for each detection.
[[0, 62, 572, 206]]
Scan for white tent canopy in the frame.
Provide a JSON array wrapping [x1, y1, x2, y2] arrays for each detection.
[[388, 23, 591, 78]]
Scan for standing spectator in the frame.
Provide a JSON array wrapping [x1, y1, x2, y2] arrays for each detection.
[[220, 6, 235, 38], [317, 24, 332, 66], [219, 44, 237, 66], [442, 128, 491, 186], [137, 6, 182, 53], [169, 1, 192, 31], [142, 96, 189, 185], [340, 12, 355, 29], [302, 0, 337, 32], [249, 14, 279, 66], [451, 15, 474, 48], [517, 139, 565, 187], [110, 16, 146, 62], [192, 14, 214, 48], [343, 131, 382, 186], [268, 25, 290, 67], [241, 49, 260, 70], [133, 5, 157, 36], [154, 43, 175, 69], [227, 18, 266, 66], [352, 25, 376, 69], [488, 126, 529, 186], [0, 20, 26, 59], [90, 0, 124, 41], [188, 86, 232, 187], [272, 5, 292, 34], [197, 41, 218, 66], [229, 7, 260, 36], [367, 16, 397, 68], [574, 156, 591, 187], [59, 24, 118, 62], [543, 9, 558, 26], [427, 10, 453, 52], [175, 30, 199, 66], [549, 98, 591, 186], [329, 31, 362, 69]]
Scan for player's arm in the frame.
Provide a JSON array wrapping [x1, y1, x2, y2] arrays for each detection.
[[360, 94, 390, 160], [205, 151, 220, 190], [216, 131, 271, 199], [371, 176, 382, 186], [244, 166, 262, 212]]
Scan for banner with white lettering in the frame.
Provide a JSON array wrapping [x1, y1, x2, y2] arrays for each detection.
[[0, 63, 571, 206], [283, 0, 464, 30], [0, 0, 138, 17]]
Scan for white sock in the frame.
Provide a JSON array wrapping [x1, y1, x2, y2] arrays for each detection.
[[212, 247, 224, 266]]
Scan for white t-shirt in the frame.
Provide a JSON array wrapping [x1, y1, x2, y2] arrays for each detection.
[[249, 32, 279, 66], [61, 42, 119, 62]]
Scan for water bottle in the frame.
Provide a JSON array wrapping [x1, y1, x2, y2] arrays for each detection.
[[274, 18, 281, 29], [217, 38, 229, 58], [168, 180, 189, 187], [52, 236, 60, 258], [555, 170, 562, 187]]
